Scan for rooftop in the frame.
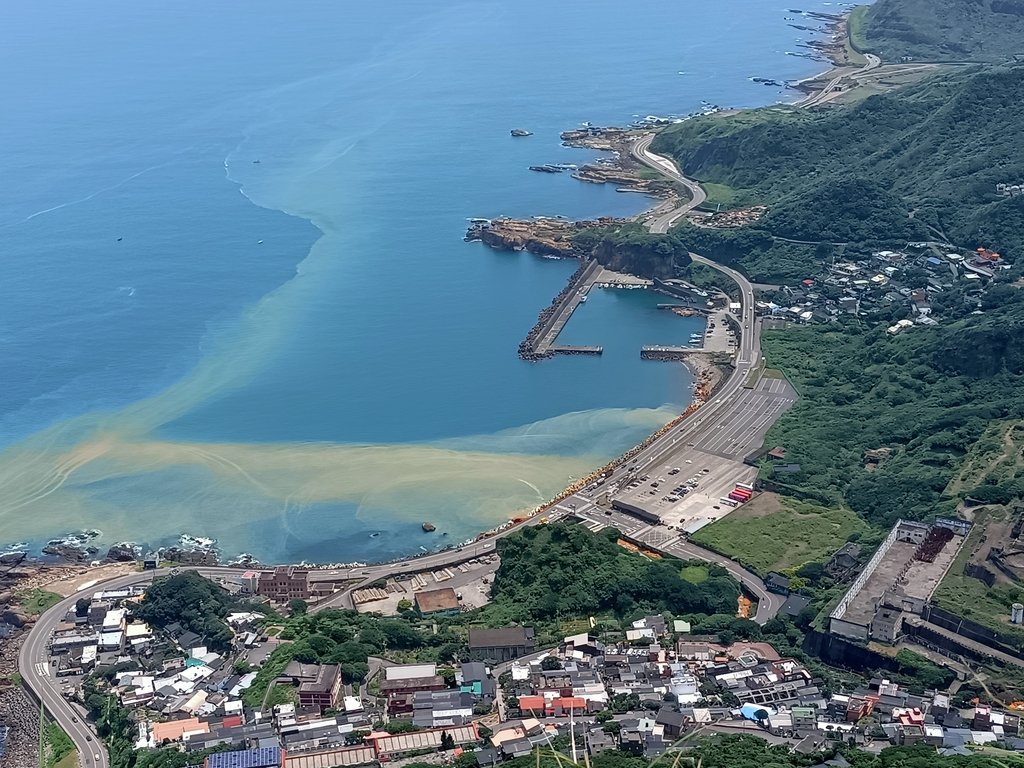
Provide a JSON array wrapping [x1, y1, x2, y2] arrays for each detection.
[[414, 588, 460, 614], [469, 627, 535, 648], [206, 747, 282, 768], [299, 664, 340, 695]]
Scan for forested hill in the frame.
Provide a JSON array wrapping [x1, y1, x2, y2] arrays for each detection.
[[649, 65, 1024, 278], [762, 285, 1024, 529], [862, 0, 1024, 62]]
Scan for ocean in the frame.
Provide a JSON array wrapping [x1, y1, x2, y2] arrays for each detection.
[[0, 0, 842, 563]]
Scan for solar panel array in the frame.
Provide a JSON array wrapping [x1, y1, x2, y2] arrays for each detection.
[[206, 747, 281, 768]]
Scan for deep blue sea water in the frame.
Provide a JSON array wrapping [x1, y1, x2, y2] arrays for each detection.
[[0, 0, 844, 563]]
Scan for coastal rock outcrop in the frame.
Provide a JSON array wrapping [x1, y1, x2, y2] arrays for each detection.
[[41, 543, 98, 562], [465, 217, 626, 260], [0, 609, 28, 629], [159, 546, 219, 566], [105, 543, 138, 562]]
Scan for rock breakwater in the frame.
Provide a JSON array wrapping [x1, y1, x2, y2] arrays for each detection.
[[518, 259, 591, 361]]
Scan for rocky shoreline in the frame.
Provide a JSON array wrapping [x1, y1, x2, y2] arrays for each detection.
[[560, 126, 675, 195], [465, 216, 623, 259], [0, 633, 37, 768]]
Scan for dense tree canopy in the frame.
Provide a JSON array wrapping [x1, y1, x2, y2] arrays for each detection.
[[132, 571, 241, 651], [502, 736, 1013, 768], [485, 523, 740, 622], [862, 0, 1024, 62], [762, 290, 1024, 526], [649, 66, 1024, 280]]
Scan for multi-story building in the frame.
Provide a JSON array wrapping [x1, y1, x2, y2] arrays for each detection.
[[297, 664, 343, 711], [257, 567, 310, 602]]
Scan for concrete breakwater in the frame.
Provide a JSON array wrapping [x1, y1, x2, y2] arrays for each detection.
[[518, 259, 601, 361]]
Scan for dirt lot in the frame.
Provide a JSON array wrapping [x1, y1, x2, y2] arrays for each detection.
[[42, 563, 139, 597]]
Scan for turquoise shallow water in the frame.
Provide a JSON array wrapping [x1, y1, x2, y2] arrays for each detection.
[[0, 0, 842, 562]]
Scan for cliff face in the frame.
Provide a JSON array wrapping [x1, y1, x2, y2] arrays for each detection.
[[466, 217, 626, 259], [591, 240, 686, 281], [467, 219, 692, 281], [574, 223, 693, 281], [477, 225, 575, 258]]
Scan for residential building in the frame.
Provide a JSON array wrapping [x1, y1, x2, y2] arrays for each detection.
[[468, 627, 536, 662], [414, 588, 461, 617], [297, 664, 343, 711], [765, 573, 790, 595], [205, 747, 284, 768]]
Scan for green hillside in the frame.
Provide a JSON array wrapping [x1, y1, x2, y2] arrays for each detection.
[[761, 289, 1024, 529], [649, 65, 1024, 280], [862, 0, 1024, 62]]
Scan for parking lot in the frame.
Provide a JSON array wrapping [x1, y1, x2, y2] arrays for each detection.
[[606, 449, 757, 535], [572, 375, 797, 537]]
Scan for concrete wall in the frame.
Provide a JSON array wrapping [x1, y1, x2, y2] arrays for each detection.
[[830, 520, 902, 623], [829, 617, 869, 642]]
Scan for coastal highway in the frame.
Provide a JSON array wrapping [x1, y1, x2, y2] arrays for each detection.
[[550, 138, 780, 621], [18, 567, 247, 768], [794, 52, 880, 108], [631, 133, 706, 232], [21, 136, 786, 762]]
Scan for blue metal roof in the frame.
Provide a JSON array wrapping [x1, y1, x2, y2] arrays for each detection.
[[206, 747, 281, 768]]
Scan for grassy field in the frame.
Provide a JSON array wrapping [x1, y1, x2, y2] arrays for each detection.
[[680, 565, 709, 585], [18, 590, 63, 616], [932, 507, 1024, 648], [701, 182, 742, 210], [691, 495, 870, 575], [264, 683, 297, 708], [44, 719, 75, 768], [946, 420, 1024, 496]]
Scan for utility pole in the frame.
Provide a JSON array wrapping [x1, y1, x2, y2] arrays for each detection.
[[38, 699, 44, 768], [569, 705, 578, 765]]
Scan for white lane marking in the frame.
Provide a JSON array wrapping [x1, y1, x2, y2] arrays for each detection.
[[35, 662, 50, 677]]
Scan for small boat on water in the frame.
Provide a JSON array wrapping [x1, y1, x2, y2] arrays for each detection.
[[422, 522, 436, 532], [369, 532, 381, 538], [580, 294, 588, 303], [510, 129, 533, 137]]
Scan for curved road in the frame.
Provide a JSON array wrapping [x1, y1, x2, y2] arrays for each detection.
[[22, 136, 784, 766], [19, 567, 247, 768], [631, 133, 706, 231], [794, 53, 880, 108]]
